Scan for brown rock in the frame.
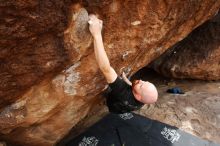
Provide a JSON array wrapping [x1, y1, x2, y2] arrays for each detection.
[[0, 0, 220, 145], [0, 0, 70, 109], [151, 11, 220, 80], [0, 142, 6, 146]]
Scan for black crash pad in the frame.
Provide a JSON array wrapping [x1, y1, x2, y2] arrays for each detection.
[[66, 113, 220, 146]]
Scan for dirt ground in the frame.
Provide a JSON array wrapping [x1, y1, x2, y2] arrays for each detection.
[[58, 68, 220, 145]]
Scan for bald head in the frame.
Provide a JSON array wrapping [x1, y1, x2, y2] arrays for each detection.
[[132, 80, 158, 104]]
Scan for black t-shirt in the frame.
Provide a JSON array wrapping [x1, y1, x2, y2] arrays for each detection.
[[106, 77, 144, 113]]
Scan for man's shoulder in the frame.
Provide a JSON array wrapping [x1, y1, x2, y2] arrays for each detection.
[[109, 76, 126, 88]]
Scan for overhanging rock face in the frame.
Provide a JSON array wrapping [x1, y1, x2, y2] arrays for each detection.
[[152, 11, 220, 80], [0, 0, 220, 145]]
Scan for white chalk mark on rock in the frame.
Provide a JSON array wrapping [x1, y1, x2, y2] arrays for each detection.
[[64, 62, 81, 96], [131, 20, 141, 26]]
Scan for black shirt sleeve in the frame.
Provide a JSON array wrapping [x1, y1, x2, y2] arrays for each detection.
[[109, 77, 128, 93]]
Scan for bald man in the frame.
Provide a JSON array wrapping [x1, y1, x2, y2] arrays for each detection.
[[88, 15, 158, 113]]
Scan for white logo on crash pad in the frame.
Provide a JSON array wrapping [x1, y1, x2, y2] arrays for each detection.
[[161, 127, 181, 143], [79, 136, 99, 146], [119, 113, 134, 120]]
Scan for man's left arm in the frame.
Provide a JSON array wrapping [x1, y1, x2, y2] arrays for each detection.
[[122, 72, 132, 86]]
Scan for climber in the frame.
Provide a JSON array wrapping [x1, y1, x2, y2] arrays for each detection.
[[88, 15, 158, 113]]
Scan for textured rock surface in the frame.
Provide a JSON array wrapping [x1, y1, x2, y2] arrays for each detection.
[[0, 142, 6, 146], [0, 0, 70, 109], [0, 0, 220, 145], [151, 11, 220, 80]]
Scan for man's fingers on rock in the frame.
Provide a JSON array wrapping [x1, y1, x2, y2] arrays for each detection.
[[89, 14, 96, 18], [88, 20, 93, 24], [89, 14, 99, 22]]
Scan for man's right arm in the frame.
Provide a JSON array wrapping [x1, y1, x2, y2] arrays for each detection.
[[89, 15, 117, 83], [93, 34, 117, 83]]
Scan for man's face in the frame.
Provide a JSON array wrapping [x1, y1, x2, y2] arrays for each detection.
[[132, 79, 158, 104], [132, 79, 151, 96]]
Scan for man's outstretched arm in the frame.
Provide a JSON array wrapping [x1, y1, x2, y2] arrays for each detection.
[[88, 15, 117, 83]]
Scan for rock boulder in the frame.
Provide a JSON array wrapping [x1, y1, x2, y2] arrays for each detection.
[[0, 0, 220, 145], [152, 11, 220, 80]]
